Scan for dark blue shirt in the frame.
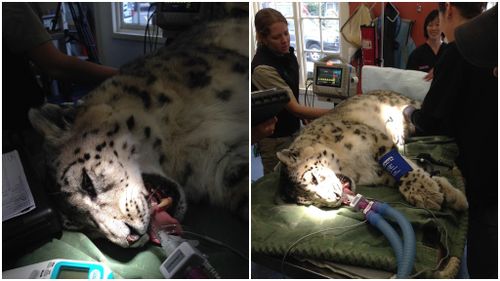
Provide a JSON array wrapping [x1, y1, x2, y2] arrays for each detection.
[[406, 42, 447, 73]]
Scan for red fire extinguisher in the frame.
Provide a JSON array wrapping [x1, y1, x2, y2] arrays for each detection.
[[360, 24, 378, 66]]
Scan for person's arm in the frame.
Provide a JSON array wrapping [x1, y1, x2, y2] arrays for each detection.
[[404, 46, 462, 136], [3, 3, 118, 84], [28, 41, 118, 84], [403, 105, 440, 135], [252, 65, 330, 119], [423, 68, 434, 81]]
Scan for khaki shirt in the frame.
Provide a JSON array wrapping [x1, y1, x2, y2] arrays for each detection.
[[252, 65, 295, 101], [3, 3, 52, 54]]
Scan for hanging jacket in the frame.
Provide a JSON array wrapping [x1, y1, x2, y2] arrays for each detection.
[[394, 19, 416, 69]]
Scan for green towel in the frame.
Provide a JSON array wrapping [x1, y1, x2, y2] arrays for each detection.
[[7, 203, 249, 279], [11, 231, 164, 279], [252, 136, 468, 278]]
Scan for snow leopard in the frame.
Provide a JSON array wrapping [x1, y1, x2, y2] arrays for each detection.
[[277, 90, 468, 211], [29, 4, 249, 248]]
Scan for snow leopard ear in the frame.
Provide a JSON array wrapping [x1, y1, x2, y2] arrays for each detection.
[[60, 212, 84, 231], [29, 103, 76, 147], [277, 149, 297, 167], [277, 147, 316, 166]]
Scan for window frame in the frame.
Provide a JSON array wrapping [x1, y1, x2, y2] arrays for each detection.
[[252, 2, 349, 89], [299, 3, 341, 60]]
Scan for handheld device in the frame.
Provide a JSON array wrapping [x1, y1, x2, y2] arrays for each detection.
[[157, 231, 220, 278], [2, 259, 114, 279], [251, 88, 290, 126], [160, 242, 207, 278]]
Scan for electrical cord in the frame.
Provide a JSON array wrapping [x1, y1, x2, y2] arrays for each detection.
[[143, 4, 159, 55], [201, 259, 221, 279], [182, 230, 248, 261], [280, 199, 452, 278], [280, 220, 367, 277], [365, 197, 452, 278], [143, 14, 150, 53], [303, 80, 314, 107], [396, 202, 450, 278], [153, 10, 160, 50]]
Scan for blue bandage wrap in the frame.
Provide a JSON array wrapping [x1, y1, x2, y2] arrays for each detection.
[[378, 149, 413, 182]]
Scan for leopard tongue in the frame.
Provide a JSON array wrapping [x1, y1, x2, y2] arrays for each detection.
[[341, 183, 354, 205], [149, 206, 183, 245]]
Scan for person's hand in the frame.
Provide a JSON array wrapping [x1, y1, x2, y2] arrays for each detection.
[[403, 105, 416, 123], [423, 68, 434, 81], [301, 119, 313, 125], [251, 117, 278, 144]]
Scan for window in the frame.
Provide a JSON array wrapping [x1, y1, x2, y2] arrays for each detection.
[[252, 2, 346, 87], [112, 2, 159, 39], [121, 2, 152, 26]]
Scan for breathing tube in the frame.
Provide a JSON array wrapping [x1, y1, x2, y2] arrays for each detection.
[[343, 192, 416, 278], [373, 201, 416, 277], [320, 149, 416, 277]]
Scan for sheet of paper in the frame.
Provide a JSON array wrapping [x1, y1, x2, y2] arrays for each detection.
[[2, 150, 36, 221]]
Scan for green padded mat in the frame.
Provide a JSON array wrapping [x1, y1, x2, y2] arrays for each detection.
[[252, 136, 468, 278]]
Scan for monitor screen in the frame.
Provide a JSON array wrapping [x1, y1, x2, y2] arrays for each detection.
[[56, 266, 89, 279], [315, 66, 343, 88]]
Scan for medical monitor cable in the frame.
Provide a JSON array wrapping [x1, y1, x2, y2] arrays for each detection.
[[364, 196, 453, 278], [182, 230, 248, 261], [155, 222, 249, 261], [304, 80, 314, 107], [143, 4, 159, 55], [278, 196, 453, 277], [279, 220, 367, 277], [384, 200, 452, 278]]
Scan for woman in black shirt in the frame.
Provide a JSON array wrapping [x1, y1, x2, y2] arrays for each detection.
[[251, 8, 330, 174], [406, 10, 447, 77]]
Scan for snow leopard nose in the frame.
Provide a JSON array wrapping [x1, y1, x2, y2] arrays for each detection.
[[334, 192, 342, 201]]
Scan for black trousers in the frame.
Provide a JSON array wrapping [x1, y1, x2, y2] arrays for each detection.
[[467, 204, 498, 278]]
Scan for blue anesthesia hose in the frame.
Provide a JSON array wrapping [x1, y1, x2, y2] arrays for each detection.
[[346, 193, 416, 278], [372, 202, 416, 277], [365, 211, 404, 273]]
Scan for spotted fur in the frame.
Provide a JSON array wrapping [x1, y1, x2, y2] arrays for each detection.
[[29, 7, 248, 248], [277, 90, 468, 211]]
